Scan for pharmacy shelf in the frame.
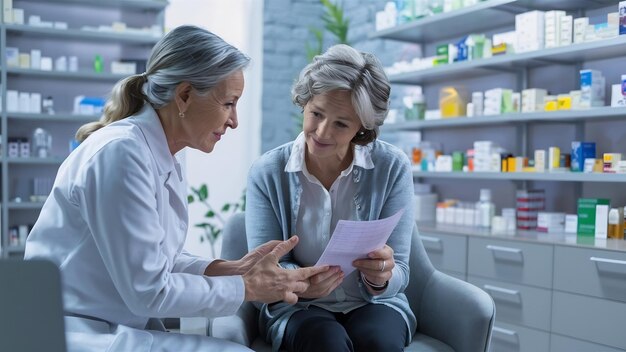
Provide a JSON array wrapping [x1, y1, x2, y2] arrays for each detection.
[[370, 0, 617, 43], [5, 245, 26, 254], [7, 202, 45, 210], [22, 0, 168, 10], [417, 222, 626, 251], [383, 107, 626, 131], [6, 67, 128, 82], [7, 157, 66, 165], [387, 36, 626, 85], [4, 24, 161, 44], [413, 170, 626, 182], [8, 112, 98, 123]]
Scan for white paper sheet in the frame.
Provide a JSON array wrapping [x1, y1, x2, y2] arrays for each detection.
[[315, 209, 405, 275]]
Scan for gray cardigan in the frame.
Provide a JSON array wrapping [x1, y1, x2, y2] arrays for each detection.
[[246, 139, 417, 351]]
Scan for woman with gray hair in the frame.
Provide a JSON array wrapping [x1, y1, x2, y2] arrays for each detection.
[[25, 25, 327, 351], [246, 44, 416, 351]]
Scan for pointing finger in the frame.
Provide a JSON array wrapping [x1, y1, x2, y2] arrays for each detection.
[[266, 236, 299, 262]]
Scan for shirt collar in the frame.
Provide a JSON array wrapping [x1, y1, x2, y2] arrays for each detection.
[[285, 132, 374, 174], [132, 103, 181, 179]]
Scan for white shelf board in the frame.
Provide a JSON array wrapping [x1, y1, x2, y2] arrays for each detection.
[[388, 36, 626, 85], [7, 202, 45, 210], [382, 107, 626, 131], [370, 0, 617, 44], [8, 113, 99, 123], [412, 170, 626, 182], [24, 0, 168, 10], [7, 157, 66, 165], [7, 67, 128, 81], [4, 24, 161, 44]]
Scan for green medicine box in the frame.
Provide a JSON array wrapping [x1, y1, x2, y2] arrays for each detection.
[[577, 198, 610, 237]]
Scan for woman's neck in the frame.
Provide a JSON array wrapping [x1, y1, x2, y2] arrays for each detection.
[[305, 145, 354, 190]]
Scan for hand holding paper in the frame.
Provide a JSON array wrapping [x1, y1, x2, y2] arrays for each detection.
[[315, 209, 405, 276]]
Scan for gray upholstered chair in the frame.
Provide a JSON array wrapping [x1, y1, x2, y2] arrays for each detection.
[[210, 213, 495, 352]]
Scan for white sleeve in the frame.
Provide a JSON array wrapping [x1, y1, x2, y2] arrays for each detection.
[[70, 138, 244, 318], [173, 250, 212, 275]]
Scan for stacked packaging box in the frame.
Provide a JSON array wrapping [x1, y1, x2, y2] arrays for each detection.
[[515, 11, 544, 53], [516, 190, 545, 230]]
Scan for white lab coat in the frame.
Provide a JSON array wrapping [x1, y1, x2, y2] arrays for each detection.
[[25, 104, 250, 351]]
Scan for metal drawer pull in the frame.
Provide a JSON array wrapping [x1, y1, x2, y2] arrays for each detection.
[[483, 284, 520, 296], [492, 326, 518, 337], [590, 257, 626, 266], [421, 236, 442, 244], [486, 245, 522, 254]]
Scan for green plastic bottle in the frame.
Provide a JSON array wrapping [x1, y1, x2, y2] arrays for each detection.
[[94, 55, 103, 73]]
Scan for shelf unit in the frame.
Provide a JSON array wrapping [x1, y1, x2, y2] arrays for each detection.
[[374, 0, 626, 190], [411, 170, 626, 182], [0, 0, 167, 257], [385, 35, 626, 85], [373, 1, 626, 349]]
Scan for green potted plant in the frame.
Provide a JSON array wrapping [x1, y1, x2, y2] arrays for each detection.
[[187, 184, 246, 258]]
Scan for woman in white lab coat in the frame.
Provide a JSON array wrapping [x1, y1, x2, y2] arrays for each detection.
[[24, 25, 327, 352]]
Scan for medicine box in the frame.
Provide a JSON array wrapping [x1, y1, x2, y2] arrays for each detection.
[[577, 198, 610, 237], [620, 1, 626, 35], [571, 141, 596, 172]]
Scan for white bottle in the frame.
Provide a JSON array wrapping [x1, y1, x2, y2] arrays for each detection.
[[476, 189, 495, 228]]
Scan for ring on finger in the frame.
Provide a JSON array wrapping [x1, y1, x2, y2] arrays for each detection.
[[380, 259, 386, 272]]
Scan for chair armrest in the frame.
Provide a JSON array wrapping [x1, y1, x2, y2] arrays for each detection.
[[208, 301, 259, 347], [418, 271, 495, 352]]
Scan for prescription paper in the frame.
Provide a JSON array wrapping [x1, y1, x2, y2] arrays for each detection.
[[315, 209, 405, 275]]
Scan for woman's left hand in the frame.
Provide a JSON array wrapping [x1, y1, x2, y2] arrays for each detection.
[[352, 245, 394, 286]]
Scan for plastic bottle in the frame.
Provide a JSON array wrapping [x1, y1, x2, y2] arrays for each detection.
[[622, 206, 626, 238], [476, 189, 495, 228], [93, 55, 103, 73], [608, 208, 620, 239]]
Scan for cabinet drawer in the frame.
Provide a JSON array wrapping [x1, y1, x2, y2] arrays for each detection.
[[468, 237, 553, 288], [551, 291, 626, 350], [420, 232, 466, 274], [550, 334, 625, 352], [468, 276, 551, 331], [554, 245, 626, 303], [489, 321, 550, 352]]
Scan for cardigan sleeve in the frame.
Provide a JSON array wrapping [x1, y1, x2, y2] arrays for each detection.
[[361, 150, 415, 300], [245, 156, 302, 270]]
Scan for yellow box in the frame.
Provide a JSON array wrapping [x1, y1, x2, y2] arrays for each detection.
[[557, 94, 572, 110], [544, 100, 558, 111]]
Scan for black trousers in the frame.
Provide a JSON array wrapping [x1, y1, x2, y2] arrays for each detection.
[[282, 304, 407, 352]]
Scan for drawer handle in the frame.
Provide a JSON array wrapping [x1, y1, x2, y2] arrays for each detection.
[[486, 245, 522, 254], [483, 284, 520, 297], [421, 236, 442, 244], [590, 257, 626, 266], [492, 326, 518, 337]]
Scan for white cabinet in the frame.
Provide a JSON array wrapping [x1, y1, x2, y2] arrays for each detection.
[[418, 222, 626, 350], [0, 0, 166, 257]]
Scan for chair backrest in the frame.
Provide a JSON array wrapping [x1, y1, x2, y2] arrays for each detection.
[[221, 212, 248, 260], [0, 259, 67, 352]]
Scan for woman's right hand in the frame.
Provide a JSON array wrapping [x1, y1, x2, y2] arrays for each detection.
[[297, 266, 344, 299], [242, 236, 330, 305]]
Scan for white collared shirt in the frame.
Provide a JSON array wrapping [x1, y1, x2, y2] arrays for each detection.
[[285, 132, 374, 311]]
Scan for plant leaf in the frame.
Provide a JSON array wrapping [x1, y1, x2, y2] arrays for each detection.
[[205, 210, 215, 218], [187, 195, 194, 203], [198, 184, 208, 201], [221, 203, 231, 212]]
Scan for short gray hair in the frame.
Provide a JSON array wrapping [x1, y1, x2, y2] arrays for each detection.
[[292, 44, 390, 138]]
